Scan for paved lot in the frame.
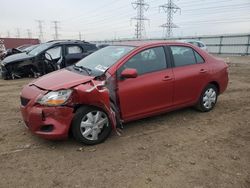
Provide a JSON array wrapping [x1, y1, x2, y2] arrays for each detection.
[[0, 56, 249, 188]]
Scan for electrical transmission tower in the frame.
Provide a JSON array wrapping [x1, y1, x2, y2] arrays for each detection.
[[36, 20, 44, 42], [131, 0, 149, 39], [159, 0, 180, 38], [52, 21, 60, 40]]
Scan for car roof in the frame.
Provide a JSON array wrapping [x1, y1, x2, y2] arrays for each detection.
[[180, 40, 204, 43], [45, 40, 94, 46], [111, 40, 192, 47]]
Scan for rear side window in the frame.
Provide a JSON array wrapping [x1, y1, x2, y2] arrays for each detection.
[[67, 45, 83, 54], [119, 47, 167, 76], [170, 46, 204, 67], [194, 51, 204, 63]]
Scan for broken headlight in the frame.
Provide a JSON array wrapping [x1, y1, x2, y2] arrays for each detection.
[[37, 89, 73, 106]]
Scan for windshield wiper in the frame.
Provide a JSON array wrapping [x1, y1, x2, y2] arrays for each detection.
[[73, 64, 92, 75]]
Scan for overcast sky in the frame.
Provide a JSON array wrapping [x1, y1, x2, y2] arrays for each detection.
[[0, 0, 249, 41]]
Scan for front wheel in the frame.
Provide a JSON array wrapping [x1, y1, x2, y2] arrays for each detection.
[[196, 84, 218, 112], [71, 106, 112, 145]]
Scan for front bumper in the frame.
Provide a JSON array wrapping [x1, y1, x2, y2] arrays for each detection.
[[20, 85, 74, 140], [21, 105, 74, 140]]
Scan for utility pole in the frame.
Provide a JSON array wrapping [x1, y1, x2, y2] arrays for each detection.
[[79, 32, 82, 40], [36, 20, 44, 42], [159, 0, 180, 38], [131, 0, 149, 39], [27, 29, 32, 38], [52, 21, 60, 40], [16, 28, 20, 38], [6, 31, 10, 38]]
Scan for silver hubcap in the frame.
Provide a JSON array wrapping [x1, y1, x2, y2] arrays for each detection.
[[203, 88, 217, 109], [80, 111, 109, 141]]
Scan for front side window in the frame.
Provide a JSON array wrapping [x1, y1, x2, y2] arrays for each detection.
[[45, 46, 62, 60], [67, 45, 82, 54], [119, 47, 167, 76], [170, 46, 197, 67]]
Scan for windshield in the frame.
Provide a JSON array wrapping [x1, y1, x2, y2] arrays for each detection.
[[75, 45, 135, 75], [23, 45, 38, 52], [28, 43, 52, 56]]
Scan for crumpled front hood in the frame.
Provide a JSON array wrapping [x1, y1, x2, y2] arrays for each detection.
[[30, 69, 94, 91], [2, 52, 34, 65]]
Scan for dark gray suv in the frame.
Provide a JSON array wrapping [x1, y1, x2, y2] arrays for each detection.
[[0, 40, 97, 79]]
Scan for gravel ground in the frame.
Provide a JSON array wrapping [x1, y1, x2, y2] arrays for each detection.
[[0, 55, 249, 188]]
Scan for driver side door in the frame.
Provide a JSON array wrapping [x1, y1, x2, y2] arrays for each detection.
[[44, 46, 62, 73], [117, 46, 174, 122]]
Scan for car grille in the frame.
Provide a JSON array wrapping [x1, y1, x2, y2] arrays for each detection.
[[20, 97, 30, 106]]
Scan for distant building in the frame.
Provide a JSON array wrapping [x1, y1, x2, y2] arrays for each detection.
[[0, 38, 40, 50]]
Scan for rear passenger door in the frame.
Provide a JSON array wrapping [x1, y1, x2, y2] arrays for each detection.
[[169, 45, 209, 105]]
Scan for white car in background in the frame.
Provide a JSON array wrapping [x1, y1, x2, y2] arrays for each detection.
[[182, 40, 208, 52]]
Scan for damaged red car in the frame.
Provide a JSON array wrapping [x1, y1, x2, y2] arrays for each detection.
[[20, 41, 228, 145]]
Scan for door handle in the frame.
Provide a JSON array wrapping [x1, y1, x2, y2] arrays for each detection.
[[200, 69, 207, 73], [162, 76, 173, 81]]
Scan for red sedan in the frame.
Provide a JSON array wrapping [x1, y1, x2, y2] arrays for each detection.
[[20, 41, 228, 145]]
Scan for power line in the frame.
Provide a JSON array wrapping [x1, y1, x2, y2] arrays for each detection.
[[159, 0, 181, 38], [36, 20, 44, 42], [46, 2, 250, 38], [52, 20, 60, 40], [131, 0, 149, 39], [63, 0, 233, 24], [64, 0, 121, 22]]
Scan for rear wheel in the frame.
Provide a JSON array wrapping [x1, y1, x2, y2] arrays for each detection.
[[71, 106, 112, 145], [196, 84, 218, 112]]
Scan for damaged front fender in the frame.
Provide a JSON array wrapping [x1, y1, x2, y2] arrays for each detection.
[[73, 80, 117, 129]]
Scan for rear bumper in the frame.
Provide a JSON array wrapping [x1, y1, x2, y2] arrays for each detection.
[[220, 70, 229, 94], [21, 105, 74, 140]]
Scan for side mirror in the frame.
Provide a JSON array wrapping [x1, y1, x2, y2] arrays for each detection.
[[121, 68, 138, 79]]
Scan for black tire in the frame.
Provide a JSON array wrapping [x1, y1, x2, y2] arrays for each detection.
[[196, 84, 218, 112], [71, 106, 112, 145]]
